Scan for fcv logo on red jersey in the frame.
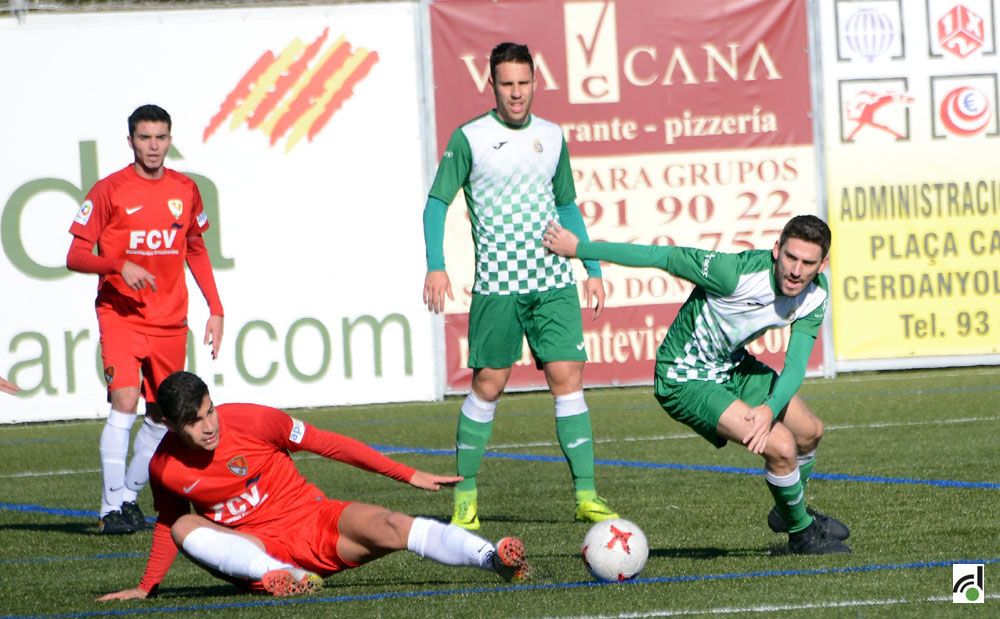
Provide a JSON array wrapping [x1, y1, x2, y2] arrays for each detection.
[[210, 482, 270, 523], [128, 229, 178, 251]]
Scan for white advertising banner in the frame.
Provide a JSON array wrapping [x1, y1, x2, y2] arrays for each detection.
[[0, 4, 436, 422]]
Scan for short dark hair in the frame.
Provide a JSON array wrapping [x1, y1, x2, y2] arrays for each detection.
[[156, 371, 209, 428], [779, 215, 831, 258], [128, 104, 172, 137], [490, 42, 534, 81]]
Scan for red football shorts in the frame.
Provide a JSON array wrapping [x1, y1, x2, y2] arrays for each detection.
[[248, 499, 358, 588], [99, 324, 187, 403]]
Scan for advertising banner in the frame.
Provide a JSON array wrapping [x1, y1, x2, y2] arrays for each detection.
[[822, 0, 1000, 368], [429, 0, 824, 391], [0, 4, 437, 422]]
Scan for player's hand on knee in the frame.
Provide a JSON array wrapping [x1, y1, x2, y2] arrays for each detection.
[[742, 405, 772, 454], [97, 587, 149, 602]]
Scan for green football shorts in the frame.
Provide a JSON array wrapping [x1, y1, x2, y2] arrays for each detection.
[[653, 355, 778, 448], [467, 285, 587, 369]]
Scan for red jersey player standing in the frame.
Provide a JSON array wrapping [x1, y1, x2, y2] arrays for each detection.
[[67, 105, 224, 535], [98, 371, 529, 600]]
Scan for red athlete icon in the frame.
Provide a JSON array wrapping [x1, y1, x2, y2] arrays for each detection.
[[845, 90, 913, 140]]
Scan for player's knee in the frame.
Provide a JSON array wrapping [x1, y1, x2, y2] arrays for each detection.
[[471, 367, 513, 401], [807, 417, 824, 448], [795, 417, 824, 453], [170, 514, 202, 546], [766, 425, 798, 469], [110, 389, 141, 413], [379, 511, 412, 550], [472, 384, 503, 402]]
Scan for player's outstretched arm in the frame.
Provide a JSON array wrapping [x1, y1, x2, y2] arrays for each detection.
[[0, 376, 19, 395], [97, 587, 149, 602], [407, 470, 462, 491], [542, 222, 580, 258]]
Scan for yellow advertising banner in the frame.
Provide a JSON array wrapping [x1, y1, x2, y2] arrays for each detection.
[[822, 0, 1000, 363]]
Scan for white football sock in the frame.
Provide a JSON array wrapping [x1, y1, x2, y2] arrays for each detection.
[[406, 517, 494, 570], [182, 527, 291, 580], [99, 409, 135, 517], [122, 417, 168, 503]]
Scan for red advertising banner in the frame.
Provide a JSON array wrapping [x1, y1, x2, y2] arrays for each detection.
[[431, 0, 812, 158], [430, 0, 823, 391]]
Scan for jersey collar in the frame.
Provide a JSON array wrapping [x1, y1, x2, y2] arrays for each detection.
[[489, 109, 533, 130]]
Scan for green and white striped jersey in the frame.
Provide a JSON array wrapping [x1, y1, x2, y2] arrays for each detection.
[[576, 244, 828, 383], [429, 111, 577, 295]]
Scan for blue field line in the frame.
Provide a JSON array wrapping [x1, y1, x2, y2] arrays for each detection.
[[371, 444, 1000, 490], [5, 556, 999, 618], [0, 502, 157, 524], [0, 502, 95, 518]]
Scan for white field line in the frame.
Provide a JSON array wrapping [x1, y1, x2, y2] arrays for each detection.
[[547, 593, 998, 618], [492, 415, 1000, 450], [4, 415, 998, 478], [0, 467, 100, 479], [824, 368, 999, 383]]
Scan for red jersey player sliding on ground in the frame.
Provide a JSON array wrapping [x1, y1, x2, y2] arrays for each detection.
[[98, 371, 528, 601]]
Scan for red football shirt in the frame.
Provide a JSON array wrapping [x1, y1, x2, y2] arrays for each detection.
[[137, 403, 416, 592], [68, 165, 210, 335]]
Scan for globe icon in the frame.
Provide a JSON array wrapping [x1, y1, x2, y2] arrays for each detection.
[[844, 8, 895, 61]]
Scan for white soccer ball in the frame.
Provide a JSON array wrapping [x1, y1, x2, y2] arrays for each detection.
[[581, 518, 649, 582]]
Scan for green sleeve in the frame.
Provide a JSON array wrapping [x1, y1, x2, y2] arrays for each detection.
[[428, 128, 472, 204], [551, 139, 577, 205], [555, 203, 600, 278], [764, 329, 816, 418], [576, 242, 741, 296], [423, 196, 449, 271]]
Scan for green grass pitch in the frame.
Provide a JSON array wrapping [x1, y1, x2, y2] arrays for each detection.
[[1, 366, 998, 617]]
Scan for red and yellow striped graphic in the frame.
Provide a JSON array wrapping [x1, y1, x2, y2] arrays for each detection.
[[204, 28, 378, 152]]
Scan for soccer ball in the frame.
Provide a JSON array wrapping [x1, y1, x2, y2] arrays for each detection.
[[581, 518, 649, 582]]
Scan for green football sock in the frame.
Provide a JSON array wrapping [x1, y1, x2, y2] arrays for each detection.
[[555, 411, 596, 494], [766, 473, 813, 533], [798, 451, 816, 489], [455, 414, 492, 492]]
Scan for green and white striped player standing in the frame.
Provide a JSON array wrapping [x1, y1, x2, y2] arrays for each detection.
[[422, 42, 618, 530], [543, 215, 852, 555]]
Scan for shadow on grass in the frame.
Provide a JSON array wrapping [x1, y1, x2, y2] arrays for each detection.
[[473, 513, 562, 526], [148, 584, 250, 599], [649, 546, 767, 559], [0, 521, 98, 536]]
